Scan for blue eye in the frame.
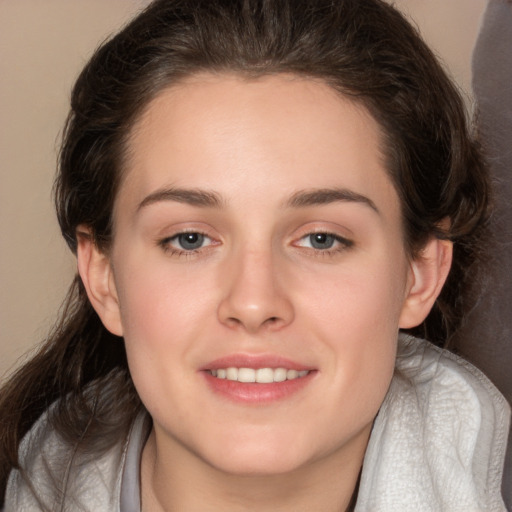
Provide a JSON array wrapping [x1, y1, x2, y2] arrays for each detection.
[[178, 233, 204, 250], [295, 232, 353, 252], [308, 233, 336, 249], [164, 232, 212, 251]]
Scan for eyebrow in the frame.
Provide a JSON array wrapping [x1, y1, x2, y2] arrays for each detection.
[[137, 187, 223, 211], [286, 188, 379, 213], [137, 186, 379, 214]]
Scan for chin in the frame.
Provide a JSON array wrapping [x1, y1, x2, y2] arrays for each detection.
[[209, 452, 309, 477], [197, 430, 321, 477]]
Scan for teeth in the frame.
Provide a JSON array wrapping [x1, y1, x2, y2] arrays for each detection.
[[256, 368, 274, 383], [226, 367, 238, 380], [274, 368, 287, 382], [209, 367, 310, 383], [287, 369, 298, 380], [238, 368, 255, 382]]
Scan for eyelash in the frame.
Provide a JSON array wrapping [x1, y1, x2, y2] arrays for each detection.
[[293, 232, 354, 256], [158, 231, 214, 258], [157, 231, 354, 258]]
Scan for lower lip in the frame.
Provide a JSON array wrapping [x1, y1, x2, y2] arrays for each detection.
[[202, 371, 315, 404]]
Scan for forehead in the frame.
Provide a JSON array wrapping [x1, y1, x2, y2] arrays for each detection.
[[118, 73, 399, 222]]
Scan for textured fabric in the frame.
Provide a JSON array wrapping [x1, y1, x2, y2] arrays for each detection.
[[5, 336, 509, 511], [356, 335, 510, 511], [119, 414, 150, 512], [4, 412, 138, 512]]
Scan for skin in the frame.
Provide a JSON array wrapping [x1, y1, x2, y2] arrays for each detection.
[[78, 73, 452, 511]]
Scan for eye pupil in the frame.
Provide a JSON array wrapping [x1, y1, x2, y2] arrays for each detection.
[[178, 233, 204, 250], [310, 233, 335, 249]]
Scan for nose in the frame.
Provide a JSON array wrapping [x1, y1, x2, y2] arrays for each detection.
[[217, 247, 294, 334]]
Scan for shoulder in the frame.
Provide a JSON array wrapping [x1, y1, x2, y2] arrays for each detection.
[[393, 335, 510, 434], [4, 404, 131, 512], [394, 334, 510, 418], [356, 335, 510, 512]]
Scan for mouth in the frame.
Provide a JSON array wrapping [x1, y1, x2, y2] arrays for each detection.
[[208, 367, 310, 383], [202, 356, 315, 403]]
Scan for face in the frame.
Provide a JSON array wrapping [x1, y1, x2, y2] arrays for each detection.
[[102, 74, 417, 475]]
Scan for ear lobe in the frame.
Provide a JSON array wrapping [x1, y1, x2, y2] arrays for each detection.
[[76, 227, 123, 336], [399, 237, 453, 329]]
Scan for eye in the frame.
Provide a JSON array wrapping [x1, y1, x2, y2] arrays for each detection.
[[162, 232, 213, 252], [295, 232, 353, 251], [306, 233, 336, 250], [175, 232, 207, 250]]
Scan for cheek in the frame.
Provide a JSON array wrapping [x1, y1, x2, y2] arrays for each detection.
[[115, 259, 214, 340], [113, 263, 215, 412], [295, 256, 407, 402], [297, 255, 407, 339]]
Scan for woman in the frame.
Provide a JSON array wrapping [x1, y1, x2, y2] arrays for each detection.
[[1, 0, 509, 510]]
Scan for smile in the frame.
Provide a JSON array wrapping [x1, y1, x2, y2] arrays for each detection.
[[208, 367, 310, 383]]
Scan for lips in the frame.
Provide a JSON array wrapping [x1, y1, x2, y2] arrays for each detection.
[[201, 354, 315, 403]]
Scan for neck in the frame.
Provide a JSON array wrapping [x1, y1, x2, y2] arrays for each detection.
[[140, 427, 368, 512]]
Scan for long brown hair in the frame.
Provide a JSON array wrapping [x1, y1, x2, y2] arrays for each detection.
[[0, 0, 489, 503]]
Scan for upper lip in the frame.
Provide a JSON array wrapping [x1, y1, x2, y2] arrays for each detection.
[[201, 354, 314, 371]]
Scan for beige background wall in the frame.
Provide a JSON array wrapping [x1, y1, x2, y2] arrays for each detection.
[[0, 0, 487, 381]]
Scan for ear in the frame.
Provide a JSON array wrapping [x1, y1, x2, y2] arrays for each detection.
[[76, 226, 123, 336], [399, 237, 453, 329]]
